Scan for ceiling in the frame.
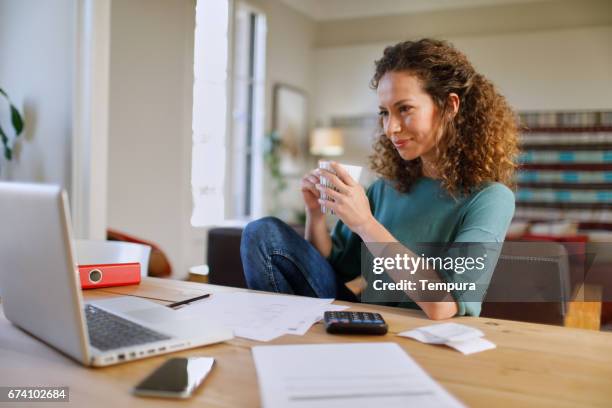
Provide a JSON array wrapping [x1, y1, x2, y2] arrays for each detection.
[[279, 0, 558, 21]]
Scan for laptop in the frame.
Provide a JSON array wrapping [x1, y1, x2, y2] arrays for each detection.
[[0, 182, 233, 367]]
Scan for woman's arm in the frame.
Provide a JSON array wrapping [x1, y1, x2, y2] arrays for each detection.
[[305, 212, 332, 258], [356, 219, 458, 320], [302, 169, 332, 258]]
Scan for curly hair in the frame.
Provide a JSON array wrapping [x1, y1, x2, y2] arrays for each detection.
[[369, 38, 519, 196]]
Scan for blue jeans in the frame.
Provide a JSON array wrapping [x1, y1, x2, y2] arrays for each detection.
[[240, 217, 357, 301]]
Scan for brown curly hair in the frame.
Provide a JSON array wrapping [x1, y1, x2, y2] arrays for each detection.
[[369, 38, 519, 196]]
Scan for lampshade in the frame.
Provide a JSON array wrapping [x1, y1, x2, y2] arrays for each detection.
[[309, 127, 344, 156]]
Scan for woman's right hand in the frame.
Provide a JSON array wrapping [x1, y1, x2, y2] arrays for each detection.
[[301, 169, 322, 216]]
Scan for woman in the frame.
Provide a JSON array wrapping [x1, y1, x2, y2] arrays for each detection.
[[241, 39, 518, 319]]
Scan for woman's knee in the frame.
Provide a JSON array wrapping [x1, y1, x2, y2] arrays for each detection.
[[241, 216, 293, 248]]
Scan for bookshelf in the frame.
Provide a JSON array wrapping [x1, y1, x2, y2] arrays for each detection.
[[515, 111, 612, 237]]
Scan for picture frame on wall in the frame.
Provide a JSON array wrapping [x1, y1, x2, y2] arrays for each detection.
[[272, 83, 309, 176]]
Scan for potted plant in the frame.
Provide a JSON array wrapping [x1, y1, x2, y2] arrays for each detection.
[[0, 87, 25, 173], [264, 130, 287, 195]]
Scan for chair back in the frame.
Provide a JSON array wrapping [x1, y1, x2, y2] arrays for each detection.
[[481, 241, 571, 325]]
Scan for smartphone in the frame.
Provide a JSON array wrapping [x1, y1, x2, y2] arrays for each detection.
[[133, 357, 215, 399]]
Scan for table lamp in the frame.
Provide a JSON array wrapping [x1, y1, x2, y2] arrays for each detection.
[[309, 127, 344, 157]]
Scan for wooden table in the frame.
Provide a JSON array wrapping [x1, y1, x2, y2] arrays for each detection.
[[1, 277, 611, 407]]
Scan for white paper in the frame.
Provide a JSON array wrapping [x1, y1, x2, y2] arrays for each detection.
[[287, 304, 349, 336], [174, 292, 336, 341], [398, 323, 496, 355], [446, 338, 496, 355], [417, 323, 484, 343], [252, 343, 465, 408]]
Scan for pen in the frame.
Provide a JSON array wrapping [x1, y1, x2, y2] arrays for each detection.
[[167, 293, 211, 308]]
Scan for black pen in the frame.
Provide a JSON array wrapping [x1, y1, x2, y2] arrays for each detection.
[[167, 293, 211, 308]]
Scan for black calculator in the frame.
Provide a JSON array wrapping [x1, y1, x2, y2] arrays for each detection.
[[323, 311, 388, 335]]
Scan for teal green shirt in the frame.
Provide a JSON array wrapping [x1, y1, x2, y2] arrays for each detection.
[[328, 177, 515, 317]]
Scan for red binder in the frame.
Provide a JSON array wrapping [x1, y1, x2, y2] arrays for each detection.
[[78, 262, 141, 289]]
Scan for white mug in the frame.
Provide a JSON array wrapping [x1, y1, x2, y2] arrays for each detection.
[[319, 160, 363, 214]]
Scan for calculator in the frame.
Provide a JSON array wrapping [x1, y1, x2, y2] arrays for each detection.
[[323, 311, 388, 335]]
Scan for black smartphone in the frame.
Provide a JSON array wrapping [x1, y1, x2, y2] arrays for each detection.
[[133, 357, 215, 399]]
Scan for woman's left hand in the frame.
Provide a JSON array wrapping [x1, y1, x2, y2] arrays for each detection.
[[316, 162, 375, 236]]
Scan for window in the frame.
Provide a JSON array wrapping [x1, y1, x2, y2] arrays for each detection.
[[191, 0, 266, 226], [228, 2, 266, 219]]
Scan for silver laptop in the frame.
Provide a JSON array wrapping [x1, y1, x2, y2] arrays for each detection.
[[0, 182, 233, 367]]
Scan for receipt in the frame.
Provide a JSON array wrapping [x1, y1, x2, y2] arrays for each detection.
[[398, 323, 496, 355]]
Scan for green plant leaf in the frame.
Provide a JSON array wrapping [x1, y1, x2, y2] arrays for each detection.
[[4, 145, 12, 160], [0, 88, 7, 98], [264, 130, 289, 194], [0, 124, 8, 145], [0, 124, 12, 160], [10, 105, 24, 135]]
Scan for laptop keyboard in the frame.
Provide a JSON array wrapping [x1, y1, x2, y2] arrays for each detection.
[[85, 304, 171, 351]]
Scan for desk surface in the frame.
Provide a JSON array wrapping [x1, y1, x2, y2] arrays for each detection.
[[1, 277, 611, 407]]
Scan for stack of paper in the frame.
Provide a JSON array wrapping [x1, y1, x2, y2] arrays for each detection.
[[398, 323, 496, 355], [252, 342, 465, 408], [174, 292, 348, 341]]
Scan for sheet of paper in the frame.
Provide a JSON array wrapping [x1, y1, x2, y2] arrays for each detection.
[[287, 304, 349, 336], [174, 292, 335, 341], [398, 323, 496, 355], [417, 323, 484, 343], [446, 338, 496, 355], [252, 342, 465, 408]]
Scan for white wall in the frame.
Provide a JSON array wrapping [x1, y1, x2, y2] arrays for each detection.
[[247, 0, 316, 130], [107, 0, 197, 279], [314, 0, 612, 48], [312, 26, 612, 169], [453, 27, 612, 111], [0, 0, 74, 189], [264, 1, 316, 219], [72, 0, 111, 240], [243, 0, 317, 219]]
